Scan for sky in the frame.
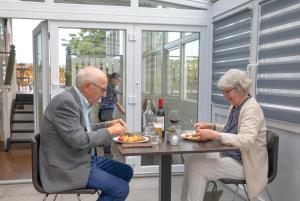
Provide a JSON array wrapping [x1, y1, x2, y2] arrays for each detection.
[[12, 19, 78, 66], [12, 19, 41, 64]]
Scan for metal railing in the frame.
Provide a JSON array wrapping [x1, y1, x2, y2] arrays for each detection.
[[3, 45, 16, 86]]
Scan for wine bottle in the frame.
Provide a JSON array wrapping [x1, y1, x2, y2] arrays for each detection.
[[156, 98, 165, 138]]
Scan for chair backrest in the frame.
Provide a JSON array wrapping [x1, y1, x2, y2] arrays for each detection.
[[31, 134, 48, 194], [266, 130, 279, 183]]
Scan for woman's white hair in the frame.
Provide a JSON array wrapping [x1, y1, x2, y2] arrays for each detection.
[[75, 66, 100, 88], [217, 69, 252, 95]]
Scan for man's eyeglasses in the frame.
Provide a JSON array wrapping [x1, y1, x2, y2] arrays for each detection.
[[89, 82, 106, 93]]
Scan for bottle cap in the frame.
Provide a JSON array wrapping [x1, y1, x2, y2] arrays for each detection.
[[158, 98, 164, 108]]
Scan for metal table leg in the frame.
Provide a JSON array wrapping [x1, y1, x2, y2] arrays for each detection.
[[159, 154, 172, 201]]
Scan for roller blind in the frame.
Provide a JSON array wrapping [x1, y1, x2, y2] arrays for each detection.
[[257, 0, 300, 124], [212, 9, 252, 106]]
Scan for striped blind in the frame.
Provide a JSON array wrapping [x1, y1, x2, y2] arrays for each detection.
[[257, 0, 300, 124], [212, 9, 252, 106]]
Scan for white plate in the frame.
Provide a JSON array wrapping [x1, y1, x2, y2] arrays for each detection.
[[113, 136, 149, 144], [181, 130, 203, 142], [181, 131, 211, 142]]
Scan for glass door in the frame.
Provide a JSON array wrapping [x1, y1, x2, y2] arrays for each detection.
[[131, 25, 206, 174], [32, 21, 49, 133], [48, 21, 136, 163]]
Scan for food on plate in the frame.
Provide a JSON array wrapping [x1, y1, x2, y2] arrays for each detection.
[[182, 132, 202, 141], [118, 133, 145, 142]]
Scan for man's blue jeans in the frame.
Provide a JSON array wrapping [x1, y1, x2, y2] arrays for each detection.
[[87, 156, 133, 201]]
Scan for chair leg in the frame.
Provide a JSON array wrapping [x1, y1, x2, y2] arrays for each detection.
[[77, 194, 82, 201], [242, 184, 251, 201], [232, 184, 239, 201], [43, 194, 49, 201], [265, 187, 273, 201], [52, 194, 58, 201]]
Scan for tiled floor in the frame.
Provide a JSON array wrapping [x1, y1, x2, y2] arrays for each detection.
[[0, 175, 246, 201]]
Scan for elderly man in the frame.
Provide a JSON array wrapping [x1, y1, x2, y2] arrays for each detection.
[[39, 66, 133, 201]]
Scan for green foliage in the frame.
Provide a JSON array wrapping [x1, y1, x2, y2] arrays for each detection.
[[62, 29, 107, 56]]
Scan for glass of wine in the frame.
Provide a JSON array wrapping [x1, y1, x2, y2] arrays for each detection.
[[169, 110, 180, 125], [168, 110, 181, 142]]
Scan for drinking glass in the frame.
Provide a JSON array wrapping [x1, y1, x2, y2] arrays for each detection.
[[149, 129, 159, 144], [153, 122, 163, 139], [169, 110, 180, 125]]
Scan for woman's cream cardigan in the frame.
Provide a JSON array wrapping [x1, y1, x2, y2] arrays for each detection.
[[215, 97, 268, 198]]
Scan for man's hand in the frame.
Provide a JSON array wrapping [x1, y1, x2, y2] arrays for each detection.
[[195, 128, 220, 141], [107, 123, 127, 135], [108, 119, 126, 127]]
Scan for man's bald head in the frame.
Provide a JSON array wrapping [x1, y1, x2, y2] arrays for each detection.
[[75, 66, 107, 89]]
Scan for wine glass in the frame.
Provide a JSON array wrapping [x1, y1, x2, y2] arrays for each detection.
[[169, 110, 180, 125]]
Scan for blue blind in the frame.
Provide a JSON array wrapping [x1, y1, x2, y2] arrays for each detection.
[[212, 9, 252, 106], [257, 0, 300, 124]]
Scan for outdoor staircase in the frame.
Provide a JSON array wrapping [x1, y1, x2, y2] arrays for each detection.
[[5, 93, 34, 151]]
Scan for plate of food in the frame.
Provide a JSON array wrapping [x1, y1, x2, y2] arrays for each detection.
[[113, 133, 149, 143], [181, 130, 207, 142]]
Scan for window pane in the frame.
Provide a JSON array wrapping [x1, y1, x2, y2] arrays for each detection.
[[212, 9, 252, 106], [142, 55, 152, 93], [167, 48, 180, 96], [152, 32, 163, 49], [59, 28, 126, 123], [54, 0, 129, 6], [142, 31, 151, 53], [257, 0, 300, 124], [139, 0, 202, 10], [0, 19, 6, 52], [153, 53, 162, 94], [141, 31, 199, 168], [184, 40, 199, 101], [183, 32, 192, 36], [167, 32, 180, 43], [22, 0, 44, 2]]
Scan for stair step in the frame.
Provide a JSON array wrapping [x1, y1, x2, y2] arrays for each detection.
[[15, 101, 33, 105], [11, 129, 34, 133], [9, 139, 32, 143], [13, 111, 33, 114], [12, 120, 34, 123], [15, 93, 33, 103]]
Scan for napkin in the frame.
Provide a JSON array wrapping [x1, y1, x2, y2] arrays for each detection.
[[122, 143, 152, 148]]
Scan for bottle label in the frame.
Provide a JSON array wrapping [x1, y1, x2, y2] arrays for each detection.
[[156, 116, 165, 131]]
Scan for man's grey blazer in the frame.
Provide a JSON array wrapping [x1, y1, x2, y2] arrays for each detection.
[[39, 87, 111, 193]]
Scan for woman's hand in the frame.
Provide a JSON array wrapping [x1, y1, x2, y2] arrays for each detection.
[[195, 128, 220, 141], [194, 122, 215, 130]]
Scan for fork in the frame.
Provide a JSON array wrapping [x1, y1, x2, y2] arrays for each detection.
[[190, 119, 194, 127]]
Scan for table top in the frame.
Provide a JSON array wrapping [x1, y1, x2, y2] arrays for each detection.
[[115, 137, 239, 156]]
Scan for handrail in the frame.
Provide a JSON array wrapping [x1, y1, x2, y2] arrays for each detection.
[[4, 45, 16, 86]]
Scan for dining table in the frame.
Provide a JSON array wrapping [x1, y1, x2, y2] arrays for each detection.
[[114, 134, 239, 201]]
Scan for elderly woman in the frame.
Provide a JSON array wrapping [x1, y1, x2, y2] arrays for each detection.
[[181, 69, 267, 201]]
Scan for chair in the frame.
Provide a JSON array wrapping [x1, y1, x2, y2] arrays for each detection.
[[219, 130, 279, 201], [31, 134, 100, 201]]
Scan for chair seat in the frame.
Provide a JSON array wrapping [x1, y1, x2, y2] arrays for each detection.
[[219, 178, 246, 185]]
